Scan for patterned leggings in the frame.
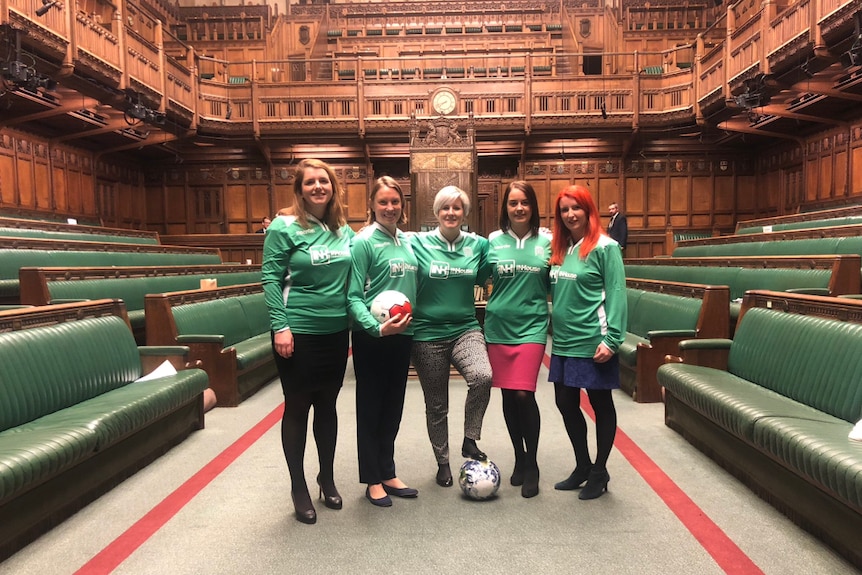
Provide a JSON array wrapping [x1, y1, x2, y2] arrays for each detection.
[[411, 329, 493, 465]]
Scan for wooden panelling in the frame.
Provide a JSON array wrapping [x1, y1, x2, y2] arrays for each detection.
[[346, 182, 367, 220], [735, 175, 756, 212], [764, 171, 780, 209], [670, 177, 689, 212], [0, 155, 15, 204], [52, 167, 68, 213], [166, 186, 186, 220], [226, 184, 247, 219], [715, 176, 735, 212], [852, 146, 862, 195], [820, 155, 833, 200], [669, 214, 689, 226], [35, 163, 51, 210], [806, 158, 818, 201], [835, 150, 847, 196], [597, 177, 619, 212], [647, 214, 667, 227], [626, 177, 644, 215], [647, 177, 665, 213], [249, 184, 270, 223], [17, 158, 33, 208], [533, 179, 550, 218]]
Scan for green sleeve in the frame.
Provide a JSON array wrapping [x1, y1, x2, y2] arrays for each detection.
[[261, 221, 293, 332], [601, 244, 628, 353], [347, 236, 381, 337]]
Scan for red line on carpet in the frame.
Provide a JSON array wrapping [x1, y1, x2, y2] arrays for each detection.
[[72, 403, 285, 575], [542, 354, 764, 575]]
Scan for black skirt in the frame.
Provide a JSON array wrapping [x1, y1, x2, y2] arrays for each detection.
[[272, 329, 349, 394]]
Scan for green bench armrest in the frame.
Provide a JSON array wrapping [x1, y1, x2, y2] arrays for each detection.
[[785, 288, 830, 295], [49, 298, 90, 303], [177, 334, 226, 345], [679, 338, 732, 350], [648, 329, 697, 339], [138, 346, 192, 357]]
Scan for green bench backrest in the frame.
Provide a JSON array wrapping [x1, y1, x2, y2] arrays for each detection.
[[626, 291, 702, 338], [736, 216, 862, 235], [236, 293, 270, 335], [625, 266, 831, 299], [47, 272, 261, 310], [1, 250, 223, 281], [673, 238, 844, 257], [0, 227, 157, 244], [0, 316, 140, 432], [728, 308, 862, 423], [172, 297, 252, 347]]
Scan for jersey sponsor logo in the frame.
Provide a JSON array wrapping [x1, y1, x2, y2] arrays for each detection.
[[497, 259, 516, 278], [296, 228, 316, 236], [429, 261, 450, 278], [535, 246, 546, 257], [550, 267, 578, 283], [389, 258, 416, 277], [463, 246, 473, 257], [310, 245, 331, 265]]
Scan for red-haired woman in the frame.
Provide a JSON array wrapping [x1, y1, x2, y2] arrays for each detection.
[[548, 185, 627, 500]]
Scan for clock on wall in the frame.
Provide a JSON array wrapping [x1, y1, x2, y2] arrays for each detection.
[[431, 88, 457, 115]]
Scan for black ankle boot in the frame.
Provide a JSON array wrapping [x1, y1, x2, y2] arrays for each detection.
[[436, 463, 453, 487], [521, 466, 539, 499], [554, 464, 593, 491], [461, 438, 487, 461], [579, 468, 610, 500]]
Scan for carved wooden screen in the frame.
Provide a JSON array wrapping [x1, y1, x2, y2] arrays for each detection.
[[409, 116, 477, 232]]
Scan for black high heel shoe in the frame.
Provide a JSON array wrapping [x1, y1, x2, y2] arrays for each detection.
[[554, 464, 593, 491], [291, 490, 317, 525], [510, 456, 525, 487], [316, 475, 342, 510], [461, 438, 487, 461], [579, 468, 610, 500], [436, 463, 453, 487]]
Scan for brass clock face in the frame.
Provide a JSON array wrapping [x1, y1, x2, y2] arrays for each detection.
[[432, 89, 457, 115]]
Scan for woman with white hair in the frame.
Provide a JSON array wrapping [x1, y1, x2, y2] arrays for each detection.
[[409, 185, 493, 488]]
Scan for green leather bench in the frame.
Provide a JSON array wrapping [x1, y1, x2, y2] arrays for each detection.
[[0, 216, 159, 244], [672, 224, 862, 257], [19, 264, 262, 342], [0, 300, 208, 560], [657, 291, 862, 569], [734, 205, 862, 234], [625, 255, 861, 328], [620, 279, 729, 403], [145, 283, 277, 407], [736, 215, 862, 234], [0, 238, 222, 304]]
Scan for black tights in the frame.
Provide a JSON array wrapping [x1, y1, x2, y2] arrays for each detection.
[[501, 389, 540, 468], [280, 386, 341, 495], [554, 384, 617, 471]]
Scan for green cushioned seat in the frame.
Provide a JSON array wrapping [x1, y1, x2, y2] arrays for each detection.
[[658, 363, 837, 441], [0, 227, 156, 244], [0, 426, 99, 502], [627, 291, 701, 338], [618, 333, 646, 366], [752, 416, 862, 509], [233, 333, 272, 370]]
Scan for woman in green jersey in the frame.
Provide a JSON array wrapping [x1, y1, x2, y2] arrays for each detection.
[[484, 181, 551, 498], [410, 186, 493, 488], [548, 185, 627, 501], [348, 176, 418, 507], [262, 159, 354, 524]]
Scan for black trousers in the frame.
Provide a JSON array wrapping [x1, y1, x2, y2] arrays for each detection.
[[352, 331, 413, 485]]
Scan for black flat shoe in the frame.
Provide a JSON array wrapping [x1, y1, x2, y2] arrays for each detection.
[[461, 438, 487, 461], [291, 491, 317, 524], [436, 463, 453, 487], [554, 465, 593, 491], [316, 475, 343, 510], [383, 484, 419, 498], [365, 486, 392, 507], [579, 468, 610, 500]]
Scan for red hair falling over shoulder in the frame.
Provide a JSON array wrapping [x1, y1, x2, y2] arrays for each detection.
[[550, 185, 604, 265]]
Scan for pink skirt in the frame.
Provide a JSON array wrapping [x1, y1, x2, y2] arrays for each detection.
[[488, 342, 546, 391]]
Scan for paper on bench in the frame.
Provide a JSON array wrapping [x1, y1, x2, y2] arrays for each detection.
[[850, 420, 862, 442], [135, 360, 178, 383]]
